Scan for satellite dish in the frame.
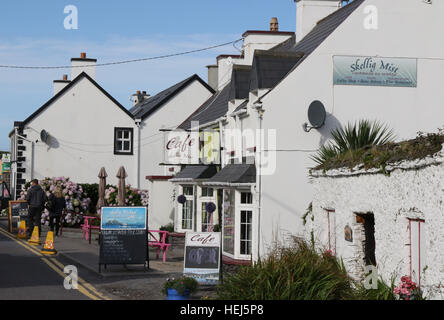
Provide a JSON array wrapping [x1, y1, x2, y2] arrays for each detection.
[[303, 101, 326, 132], [40, 130, 49, 143]]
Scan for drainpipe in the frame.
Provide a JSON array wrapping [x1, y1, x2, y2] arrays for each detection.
[[253, 101, 264, 262], [135, 118, 142, 189]]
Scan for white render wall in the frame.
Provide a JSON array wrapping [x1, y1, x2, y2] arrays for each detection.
[[19, 76, 136, 186], [258, 0, 444, 261], [307, 156, 444, 300], [138, 79, 213, 229]]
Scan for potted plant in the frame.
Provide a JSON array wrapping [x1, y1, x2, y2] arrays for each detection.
[[163, 276, 198, 300]]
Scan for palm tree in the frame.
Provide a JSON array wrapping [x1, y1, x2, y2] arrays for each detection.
[[312, 120, 395, 166]]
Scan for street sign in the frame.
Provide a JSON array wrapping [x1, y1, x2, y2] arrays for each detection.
[[8, 200, 27, 233], [183, 232, 221, 285]]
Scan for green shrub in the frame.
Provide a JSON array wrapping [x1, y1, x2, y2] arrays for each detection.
[[354, 276, 397, 300], [159, 223, 174, 233], [216, 240, 356, 300]]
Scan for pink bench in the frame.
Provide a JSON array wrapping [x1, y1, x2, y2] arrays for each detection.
[[148, 230, 171, 263], [81, 216, 100, 244]]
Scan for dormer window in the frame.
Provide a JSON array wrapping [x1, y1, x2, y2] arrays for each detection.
[[114, 127, 133, 155]]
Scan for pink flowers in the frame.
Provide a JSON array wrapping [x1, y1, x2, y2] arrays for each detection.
[[393, 276, 421, 300]]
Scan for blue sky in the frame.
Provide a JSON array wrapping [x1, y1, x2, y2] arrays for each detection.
[[0, 0, 298, 150]]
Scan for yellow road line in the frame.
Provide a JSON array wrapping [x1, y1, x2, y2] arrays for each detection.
[[40, 257, 100, 300], [50, 258, 111, 300], [0, 227, 104, 300]]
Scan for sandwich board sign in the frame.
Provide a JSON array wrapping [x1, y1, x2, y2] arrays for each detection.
[[99, 207, 148, 272], [183, 232, 221, 285]]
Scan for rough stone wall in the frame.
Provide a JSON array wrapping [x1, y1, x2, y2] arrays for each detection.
[[306, 155, 444, 300]]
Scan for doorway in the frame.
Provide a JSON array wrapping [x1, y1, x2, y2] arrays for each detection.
[[356, 213, 376, 266]]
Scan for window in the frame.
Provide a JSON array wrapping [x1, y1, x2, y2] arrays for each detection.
[[114, 128, 133, 155], [240, 192, 252, 204], [183, 186, 194, 196], [201, 202, 214, 232], [356, 213, 376, 266], [201, 187, 214, 197], [182, 199, 193, 230], [240, 210, 252, 255]]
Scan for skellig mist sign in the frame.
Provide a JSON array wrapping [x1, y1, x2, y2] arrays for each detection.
[[333, 56, 417, 88]]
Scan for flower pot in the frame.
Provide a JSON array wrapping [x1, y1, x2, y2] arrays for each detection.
[[165, 289, 191, 300]]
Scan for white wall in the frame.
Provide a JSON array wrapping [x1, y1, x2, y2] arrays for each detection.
[[258, 0, 444, 260], [20, 76, 136, 187], [308, 156, 444, 300], [139, 79, 213, 229]]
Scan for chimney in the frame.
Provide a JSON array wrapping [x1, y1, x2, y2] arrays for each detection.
[[131, 90, 150, 106], [53, 74, 70, 96], [295, 0, 341, 43], [270, 17, 279, 31], [71, 52, 97, 80], [206, 65, 219, 91]]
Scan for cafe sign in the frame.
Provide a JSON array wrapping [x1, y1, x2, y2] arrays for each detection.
[[333, 56, 417, 88], [163, 130, 220, 165]]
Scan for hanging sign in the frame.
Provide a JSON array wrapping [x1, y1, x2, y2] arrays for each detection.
[[333, 56, 417, 87], [184, 232, 221, 285]]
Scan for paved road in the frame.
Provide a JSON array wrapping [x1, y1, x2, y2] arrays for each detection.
[[0, 228, 100, 300]]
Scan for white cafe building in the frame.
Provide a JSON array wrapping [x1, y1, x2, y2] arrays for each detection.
[[170, 0, 444, 274]]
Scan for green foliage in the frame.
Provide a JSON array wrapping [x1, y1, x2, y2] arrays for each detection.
[[216, 239, 400, 300], [302, 202, 313, 226], [313, 120, 395, 166], [163, 277, 199, 296], [216, 240, 356, 300], [80, 183, 113, 213], [354, 276, 397, 300], [213, 224, 221, 232], [159, 223, 174, 233]]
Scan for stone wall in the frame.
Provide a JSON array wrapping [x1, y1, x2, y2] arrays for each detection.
[[307, 152, 444, 300]]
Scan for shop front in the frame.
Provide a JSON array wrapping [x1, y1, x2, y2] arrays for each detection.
[[203, 164, 256, 263]]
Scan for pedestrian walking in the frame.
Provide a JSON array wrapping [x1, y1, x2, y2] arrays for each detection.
[[48, 186, 66, 237], [25, 179, 47, 238]]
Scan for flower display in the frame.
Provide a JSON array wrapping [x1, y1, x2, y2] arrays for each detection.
[[20, 177, 91, 227], [393, 276, 423, 300], [104, 184, 149, 207]]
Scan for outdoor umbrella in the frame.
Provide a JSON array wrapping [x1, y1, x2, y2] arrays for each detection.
[[96, 167, 108, 212], [116, 166, 128, 206]]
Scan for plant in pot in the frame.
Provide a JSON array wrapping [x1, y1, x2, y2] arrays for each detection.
[[163, 276, 198, 300]]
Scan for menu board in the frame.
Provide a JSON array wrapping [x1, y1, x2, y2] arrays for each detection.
[[8, 200, 28, 232], [223, 190, 235, 255], [183, 232, 221, 285], [99, 207, 148, 271]]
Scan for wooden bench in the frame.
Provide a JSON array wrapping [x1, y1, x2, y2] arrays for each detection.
[[148, 230, 171, 263]]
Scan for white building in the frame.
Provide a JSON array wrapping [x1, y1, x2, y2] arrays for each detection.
[[254, 0, 444, 263], [308, 142, 444, 300], [9, 53, 214, 230]]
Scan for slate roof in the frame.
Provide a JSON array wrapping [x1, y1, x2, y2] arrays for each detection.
[[178, 83, 231, 130], [249, 50, 303, 91], [169, 165, 218, 182], [204, 164, 256, 185], [228, 65, 251, 101], [130, 74, 214, 120]]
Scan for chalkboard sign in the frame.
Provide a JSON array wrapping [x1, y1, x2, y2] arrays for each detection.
[[99, 230, 147, 264], [183, 232, 221, 285], [99, 207, 148, 272], [8, 200, 28, 232]]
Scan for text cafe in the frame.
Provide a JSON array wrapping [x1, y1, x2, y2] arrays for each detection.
[[166, 129, 257, 264]]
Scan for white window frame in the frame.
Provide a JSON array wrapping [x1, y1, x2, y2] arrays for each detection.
[[177, 184, 195, 232], [236, 189, 254, 260], [197, 186, 218, 232]]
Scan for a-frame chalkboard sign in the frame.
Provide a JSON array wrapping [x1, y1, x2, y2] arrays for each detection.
[[99, 207, 148, 272]]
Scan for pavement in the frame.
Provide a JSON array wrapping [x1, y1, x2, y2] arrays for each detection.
[[0, 217, 218, 300]]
